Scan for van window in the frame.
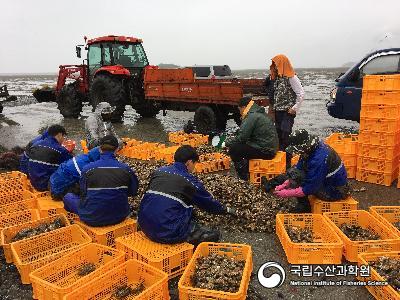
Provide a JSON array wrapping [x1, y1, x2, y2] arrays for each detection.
[[193, 67, 211, 77], [214, 65, 232, 76], [361, 54, 400, 75]]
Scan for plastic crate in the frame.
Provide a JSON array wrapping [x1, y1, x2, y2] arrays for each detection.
[[358, 143, 400, 160], [30, 243, 125, 300], [361, 90, 400, 105], [0, 198, 38, 214], [1, 214, 70, 264], [369, 206, 400, 238], [36, 195, 79, 222], [0, 189, 36, 206], [80, 140, 88, 154], [116, 231, 194, 279], [0, 171, 32, 192], [75, 218, 137, 247], [325, 133, 358, 155], [195, 153, 231, 174], [360, 117, 400, 133], [249, 151, 286, 172], [0, 209, 40, 229], [356, 168, 398, 186], [360, 104, 400, 119], [340, 153, 357, 167], [11, 224, 91, 284], [249, 171, 281, 186], [358, 251, 400, 300], [276, 213, 343, 264], [168, 131, 208, 146], [308, 195, 358, 214], [291, 154, 300, 166], [63, 259, 169, 300], [358, 130, 400, 146], [178, 242, 252, 300], [154, 146, 179, 164], [124, 143, 166, 160], [357, 156, 399, 173], [322, 210, 400, 262], [363, 74, 400, 91], [347, 166, 357, 179]]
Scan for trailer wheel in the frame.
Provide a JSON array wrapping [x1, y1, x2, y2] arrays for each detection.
[[135, 100, 160, 118], [215, 109, 229, 131], [57, 83, 82, 118], [233, 108, 242, 126], [90, 74, 127, 123], [194, 106, 217, 134]]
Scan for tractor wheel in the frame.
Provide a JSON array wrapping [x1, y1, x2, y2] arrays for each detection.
[[90, 74, 127, 123], [194, 106, 217, 134], [135, 100, 160, 118], [57, 84, 82, 118]]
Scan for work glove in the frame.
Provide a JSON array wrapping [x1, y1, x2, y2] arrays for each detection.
[[274, 180, 290, 192], [274, 187, 305, 198], [225, 206, 238, 216]]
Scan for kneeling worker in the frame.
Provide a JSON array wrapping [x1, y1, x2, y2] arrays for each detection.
[[138, 145, 236, 246], [274, 129, 350, 212], [64, 135, 139, 226], [49, 146, 101, 200], [225, 97, 279, 180]]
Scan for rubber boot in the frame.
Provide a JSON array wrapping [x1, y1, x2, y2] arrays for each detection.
[[234, 159, 249, 181]]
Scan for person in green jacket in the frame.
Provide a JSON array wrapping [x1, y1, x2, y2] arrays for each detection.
[[225, 97, 279, 180]]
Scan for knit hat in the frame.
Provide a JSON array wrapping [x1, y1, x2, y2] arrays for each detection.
[[286, 129, 320, 154], [238, 96, 252, 107], [99, 135, 119, 148]]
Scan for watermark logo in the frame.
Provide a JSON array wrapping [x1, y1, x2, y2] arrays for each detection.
[[257, 262, 286, 288]]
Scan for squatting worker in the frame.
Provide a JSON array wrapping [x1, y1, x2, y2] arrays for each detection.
[[27, 125, 73, 191], [64, 135, 139, 227], [49, 146, 101, 200], [274, 129, 350, 213], [138, 145, 237, 246], [20, 128, 49, 175], [225, 97, 279, 180], [270, 54, 305, 167]]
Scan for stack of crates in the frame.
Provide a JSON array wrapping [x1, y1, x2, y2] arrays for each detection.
[[249, 152, 286, 185], [356, 74, 400, 186], [325, 133, 358, 178]]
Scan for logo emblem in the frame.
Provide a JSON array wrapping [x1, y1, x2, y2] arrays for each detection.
[[257, 262, 286, 288]]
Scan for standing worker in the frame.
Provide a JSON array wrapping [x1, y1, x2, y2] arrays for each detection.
[[138, 145, 236, 246], [64, 135, 139, 227], [225, 97, 279, 180], [27, 125, 73, 191], [270, 54, 305, 167], [49, 146, 101, 200], [274, 129, 350, 212]]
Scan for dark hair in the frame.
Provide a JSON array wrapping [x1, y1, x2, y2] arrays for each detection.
[[238, 96, 252, 107], [174, 145, 199, 163], [47, 125, 67, 137], [99, 135, 119, 152]]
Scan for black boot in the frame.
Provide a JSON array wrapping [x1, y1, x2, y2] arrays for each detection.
[[234, 159, 249, 181]]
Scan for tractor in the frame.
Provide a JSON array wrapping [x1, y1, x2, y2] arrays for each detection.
[[33, 35, 160, 122]]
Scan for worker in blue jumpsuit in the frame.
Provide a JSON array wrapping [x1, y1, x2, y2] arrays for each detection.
[[64, 135, 139, 227], [20, 130, 49, 175], [138, 145, 237, 246], [274, 129, 350, 212], [49, 147, 101, 199], [27, 125, 73, 191]]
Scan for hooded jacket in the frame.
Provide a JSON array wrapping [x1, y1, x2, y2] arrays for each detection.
[[27, 136, 73, 191], [225, 102, 279, 154], [20, 131, 49, 175], [138, 162, 225, 244], [49, 147, 101, 196], [296, 142, 348, 200]]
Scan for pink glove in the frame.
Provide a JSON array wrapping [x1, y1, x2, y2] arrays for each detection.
[[275, 180, 290, 192], [274, 187, 305, 198]]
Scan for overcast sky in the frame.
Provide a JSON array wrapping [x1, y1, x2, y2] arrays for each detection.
[[1, 0, 399, 73]]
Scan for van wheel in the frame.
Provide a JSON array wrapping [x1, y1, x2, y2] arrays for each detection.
[[194, 106, 217, 134]]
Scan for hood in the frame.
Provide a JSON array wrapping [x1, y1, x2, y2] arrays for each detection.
[[270, 54, 295, 80], [87, 146, 101, 161]]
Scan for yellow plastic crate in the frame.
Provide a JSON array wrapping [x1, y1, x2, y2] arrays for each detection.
[[116, 231, 194, 279], [360, 117, 400, 133], [325, 133, 358, 155], [361, 104, 400, 119], [358, 251, 400, 300], [0, 198, 38, 214], [358, 130, 400, 146], [178, 242, 252, 300], [0, 209, 40, 230], [11, 224, 91, 284], [64, 259, 169, 300], [249, 151, 286, 172], [276, 213, 343, 264], [194, 153, 231, 174], [357, 156, 399, 173], [0, 171, 32, 192], [36, 194, 79, 222], [0, 189, 36, 206], [75, 218, 137, 247], [30, 243, 125, 300], [369, 206, 400, 238], [363, 74, 400, 91], [356, 168, 399, 186], [308, 195, 358, 214], [323, 210, 400, 262]]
